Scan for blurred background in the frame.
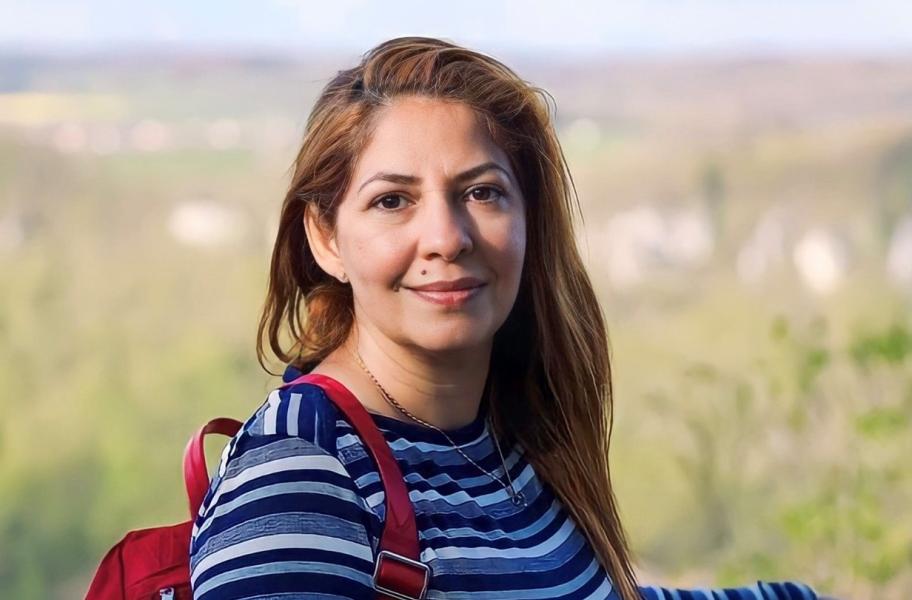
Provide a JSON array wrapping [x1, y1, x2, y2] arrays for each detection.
[[2, 1, 911, 598]]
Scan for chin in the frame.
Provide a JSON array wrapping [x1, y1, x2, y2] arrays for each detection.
[[407, 323, 495, 354]]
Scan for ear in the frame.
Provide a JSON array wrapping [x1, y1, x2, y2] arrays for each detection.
[[303, 204, 345, 282]]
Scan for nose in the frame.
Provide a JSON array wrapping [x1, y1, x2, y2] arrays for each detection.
[[417, 194, 474, 262]]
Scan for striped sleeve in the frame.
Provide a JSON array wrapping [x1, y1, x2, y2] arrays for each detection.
[[189, 390, 379, 599], [638, 580, 819, 599]]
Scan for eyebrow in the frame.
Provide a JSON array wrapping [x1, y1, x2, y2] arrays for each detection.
[[357, 161, 512, 193]]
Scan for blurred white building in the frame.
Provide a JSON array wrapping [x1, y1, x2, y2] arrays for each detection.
[[887, 215, 912, 289], [792, 227, 849, 295], [587, 203, 715, 291], [128, 119, 173, 152], [168, 199, 246, 248]]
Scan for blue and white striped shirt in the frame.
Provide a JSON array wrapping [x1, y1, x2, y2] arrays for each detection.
[[189, 365, 819, 599]]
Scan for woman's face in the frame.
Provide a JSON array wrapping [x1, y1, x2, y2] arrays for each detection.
[[313, 96, 526, 355]]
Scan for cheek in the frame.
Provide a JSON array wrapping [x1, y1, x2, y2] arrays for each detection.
[[510, 219, 527, 269], [484, 215, 526, 287], [504, 213, 527, 269], [342, 229, 411, 284]]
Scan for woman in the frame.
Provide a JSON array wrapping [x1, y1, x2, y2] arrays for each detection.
[[189, 37, 820, 599]]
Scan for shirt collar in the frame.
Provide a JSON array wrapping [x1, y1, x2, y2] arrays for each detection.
[[282, 363, 304, 383]]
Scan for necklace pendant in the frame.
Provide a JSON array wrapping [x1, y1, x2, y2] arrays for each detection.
[[510, 490, 526, 507]]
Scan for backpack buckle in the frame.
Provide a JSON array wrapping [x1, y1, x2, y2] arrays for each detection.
[[372, 550, 430, 600]]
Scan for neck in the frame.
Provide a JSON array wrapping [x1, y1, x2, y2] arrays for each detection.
[[332, 325, 492, 431]]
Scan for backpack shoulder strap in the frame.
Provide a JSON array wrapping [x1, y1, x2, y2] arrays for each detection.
[[184, 417, 242, 520], [280, 373, 430, 600]]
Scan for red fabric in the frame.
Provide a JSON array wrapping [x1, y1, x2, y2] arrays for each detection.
[[373, 552, 430, 599], [85, 418, 240, 599], [85, 375, 430, 599], [85, 521, 193, 599], [281, 374, 429, 599], [183, 417, 246, 516], [287, 375, 421, 561]]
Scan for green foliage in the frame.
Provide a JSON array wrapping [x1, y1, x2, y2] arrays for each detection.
[[855, 407, 909, 438], [629, 315, 912, 598], [850, 324, 912, 367]]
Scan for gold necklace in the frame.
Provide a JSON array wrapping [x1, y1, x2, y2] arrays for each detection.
[[353, 349, 527, 507]]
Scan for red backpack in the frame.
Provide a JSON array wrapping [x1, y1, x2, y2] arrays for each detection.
[[85, 373, 430, 600]]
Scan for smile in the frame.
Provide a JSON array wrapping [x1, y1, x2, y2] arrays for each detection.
[[405, 284, 485, 307]]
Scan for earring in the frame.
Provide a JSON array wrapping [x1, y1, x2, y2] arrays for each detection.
[[338, 272, 348, 283]]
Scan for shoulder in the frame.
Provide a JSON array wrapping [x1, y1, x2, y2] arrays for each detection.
[[198, 380, 355, 509], [189, 381, 380, 597], [190, 380, 372, 540], [201, 380, 346, 490], [247, 379, 342, 448]]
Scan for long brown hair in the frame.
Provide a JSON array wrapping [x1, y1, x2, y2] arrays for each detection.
[[256, 36, 640, 599]]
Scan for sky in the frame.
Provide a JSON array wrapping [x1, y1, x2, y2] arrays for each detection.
[[2, 0, 912, 58]]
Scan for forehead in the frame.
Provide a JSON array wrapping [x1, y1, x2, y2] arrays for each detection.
[[353, 96, 511, 179]]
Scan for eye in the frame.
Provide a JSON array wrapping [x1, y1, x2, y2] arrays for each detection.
[[371, 194, 409, 211], [467, 185, 504, 203]]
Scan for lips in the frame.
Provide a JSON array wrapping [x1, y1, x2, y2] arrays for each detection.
[[404, 277, 486, 307], [406, 277, 485, 292]]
